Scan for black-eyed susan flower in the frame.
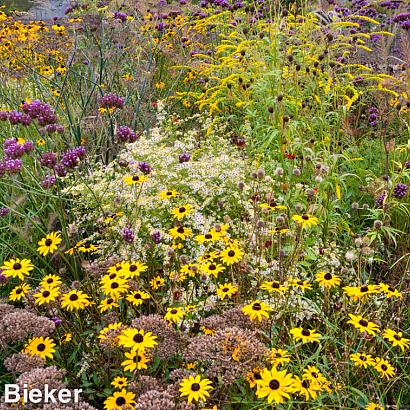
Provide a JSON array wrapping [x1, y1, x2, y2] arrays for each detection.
[[9, 283, 31, 302], [33, 286, 60, 305], [171, 204, 194, 220], [269, 349, 291, 366], [216, 283, 238, 300], [378, 282, 402, 299], [290, 327, 321, 343], [291, 376, 321, 400], [126, 290, 150, 307], [104, 389, 136, 410], [77, 242, 98, 253], [60, 333, 72, 344], [366, 403, 384, 410], [255, 367, 294, 404], [150, 276, 165, 290], [179, 375, 213, 403], [40, 274, 62, 288], [123, 174, 148, 185], [98, 322, 124, 345], [260, 203, 287, 211], [343, 285, 378, 301], [195, 231, 222, 244], [99, 297, 119, 313], [123, 261, 147, 278], [158, 190, 179, 200], [37, 232, 62, 256], [101, 277, 129, 297], [169, 226, 193, 240], [242, 300, 271, 321], [220, 246, 244, 265], [1, 258, 34, 280], [382, 329, 410, 351], [347, 314, 380, 335], [60, 290, 91, 311], [197, 251, 219, 262], [246, 367, 264, 388], [107, 262, 128, 276], [24, 336, 56, 360], [118, 328, 157, 352], [315, 271, 341, 288], [302, 366, 331, 392], [373, 357, 395, 379], [111, 377, 128, 390], [290, 279, 312, 291], [202, 261, 225, 277], [164, 307, 185, 324], [121, 350, 149, 372], [292, 214, 319, 229], [260, 281, 288, 294], [350, 352, 375, 368]]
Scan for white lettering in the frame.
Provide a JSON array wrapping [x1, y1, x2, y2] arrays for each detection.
[[4, 385, 20, 403], [58, 389, 71, 404], [29, 389, 42, 403]]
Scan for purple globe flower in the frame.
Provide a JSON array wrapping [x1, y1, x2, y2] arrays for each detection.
[[179, 152, 191, 163], [151, 230, 161, 244], [393, 183, 408, 199], [121, 226, 135, 243], [0, 207, 9, 217], [375, 192, 386, 208], [138, 161, 152, 175]]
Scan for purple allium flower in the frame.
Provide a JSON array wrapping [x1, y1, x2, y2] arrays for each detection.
[[179, 152, 191, 163], [39, 151, 58, 169], [116, 125, 138, 143], [7, 110, 23, 125], [0, 110, 8, 121], [138, 161, 152, 175], [368, 107, 379, 126], [99, 93, 125, 110], [54, 164, 67, 177], [0, 207, 9, 217], [0, 271, 8, 285], [51, 316, 62, 326], [121, 225, 135, 243], [375, 192, 386, 208], [404, 161, 410, 169], [41, 175, 57, 189], [151, 230, 161, 244], [393, 183, 408, 199], [61, 146, 86, 169], [5, 159, 22, 174], [114, 11, 128, 22]]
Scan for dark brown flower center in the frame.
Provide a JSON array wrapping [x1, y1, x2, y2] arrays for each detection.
[[394, 334, 401, 341], [43, 290, 50, 297], [205, 234, 212, 239], [272, 282, 280, 288], [45, 239, 53, 246], [360, 286, 368, 292], [381, 364, 387, 371], [171, 309, 178, 314], [177, 227, 185, 233], [222, 287, 229, 292], [132, 175, 140, 181], [47, 278, 53, 283], [13, 263, 22, 270], [69, 294, 79, 301], [254, 372, 262, 380], [252, 303, 262, 311], [301, 214, 309, 220], [209, 264, 216, 270], [116, 397, 126, 406], [134, 293, 141, 299], [179, 207, 186, 213], [302, 329, 311, 336], [191, 383, 200, 392], [107, 298, 113, 304], [359, 355, 366, 361], [133, 334, 144, 343], [302, 380, 310, 388], [228, 250, 235, 257], [166, 191, 172, 195], [324, 273, 332, 280], [129, 265, 137, 272], [37, 343, 46, 352], [16, 289, 23, 294], [269, 379, 280, 390], [359, 319, 368, 327], [111, 282, 119, 289]]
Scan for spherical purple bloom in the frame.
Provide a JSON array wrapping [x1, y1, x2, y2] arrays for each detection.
[[114, 11, 127, 22], [51, 316, 62, 326], [375, 192, 386, 208], [117, 125, 138, 143], [151, 230, 161, 244], [0, 207, 9, 217], [40, 152, 58, 169], [179, 152, 191, 163], [5, 159, 22, 174], [404, 161, 410, 169], [393, 183, 408, 199], [138, 161, 152, 175], [121, 226, 135, 243], [99, 93, 125, 109], [41, 175, 57, 189]]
